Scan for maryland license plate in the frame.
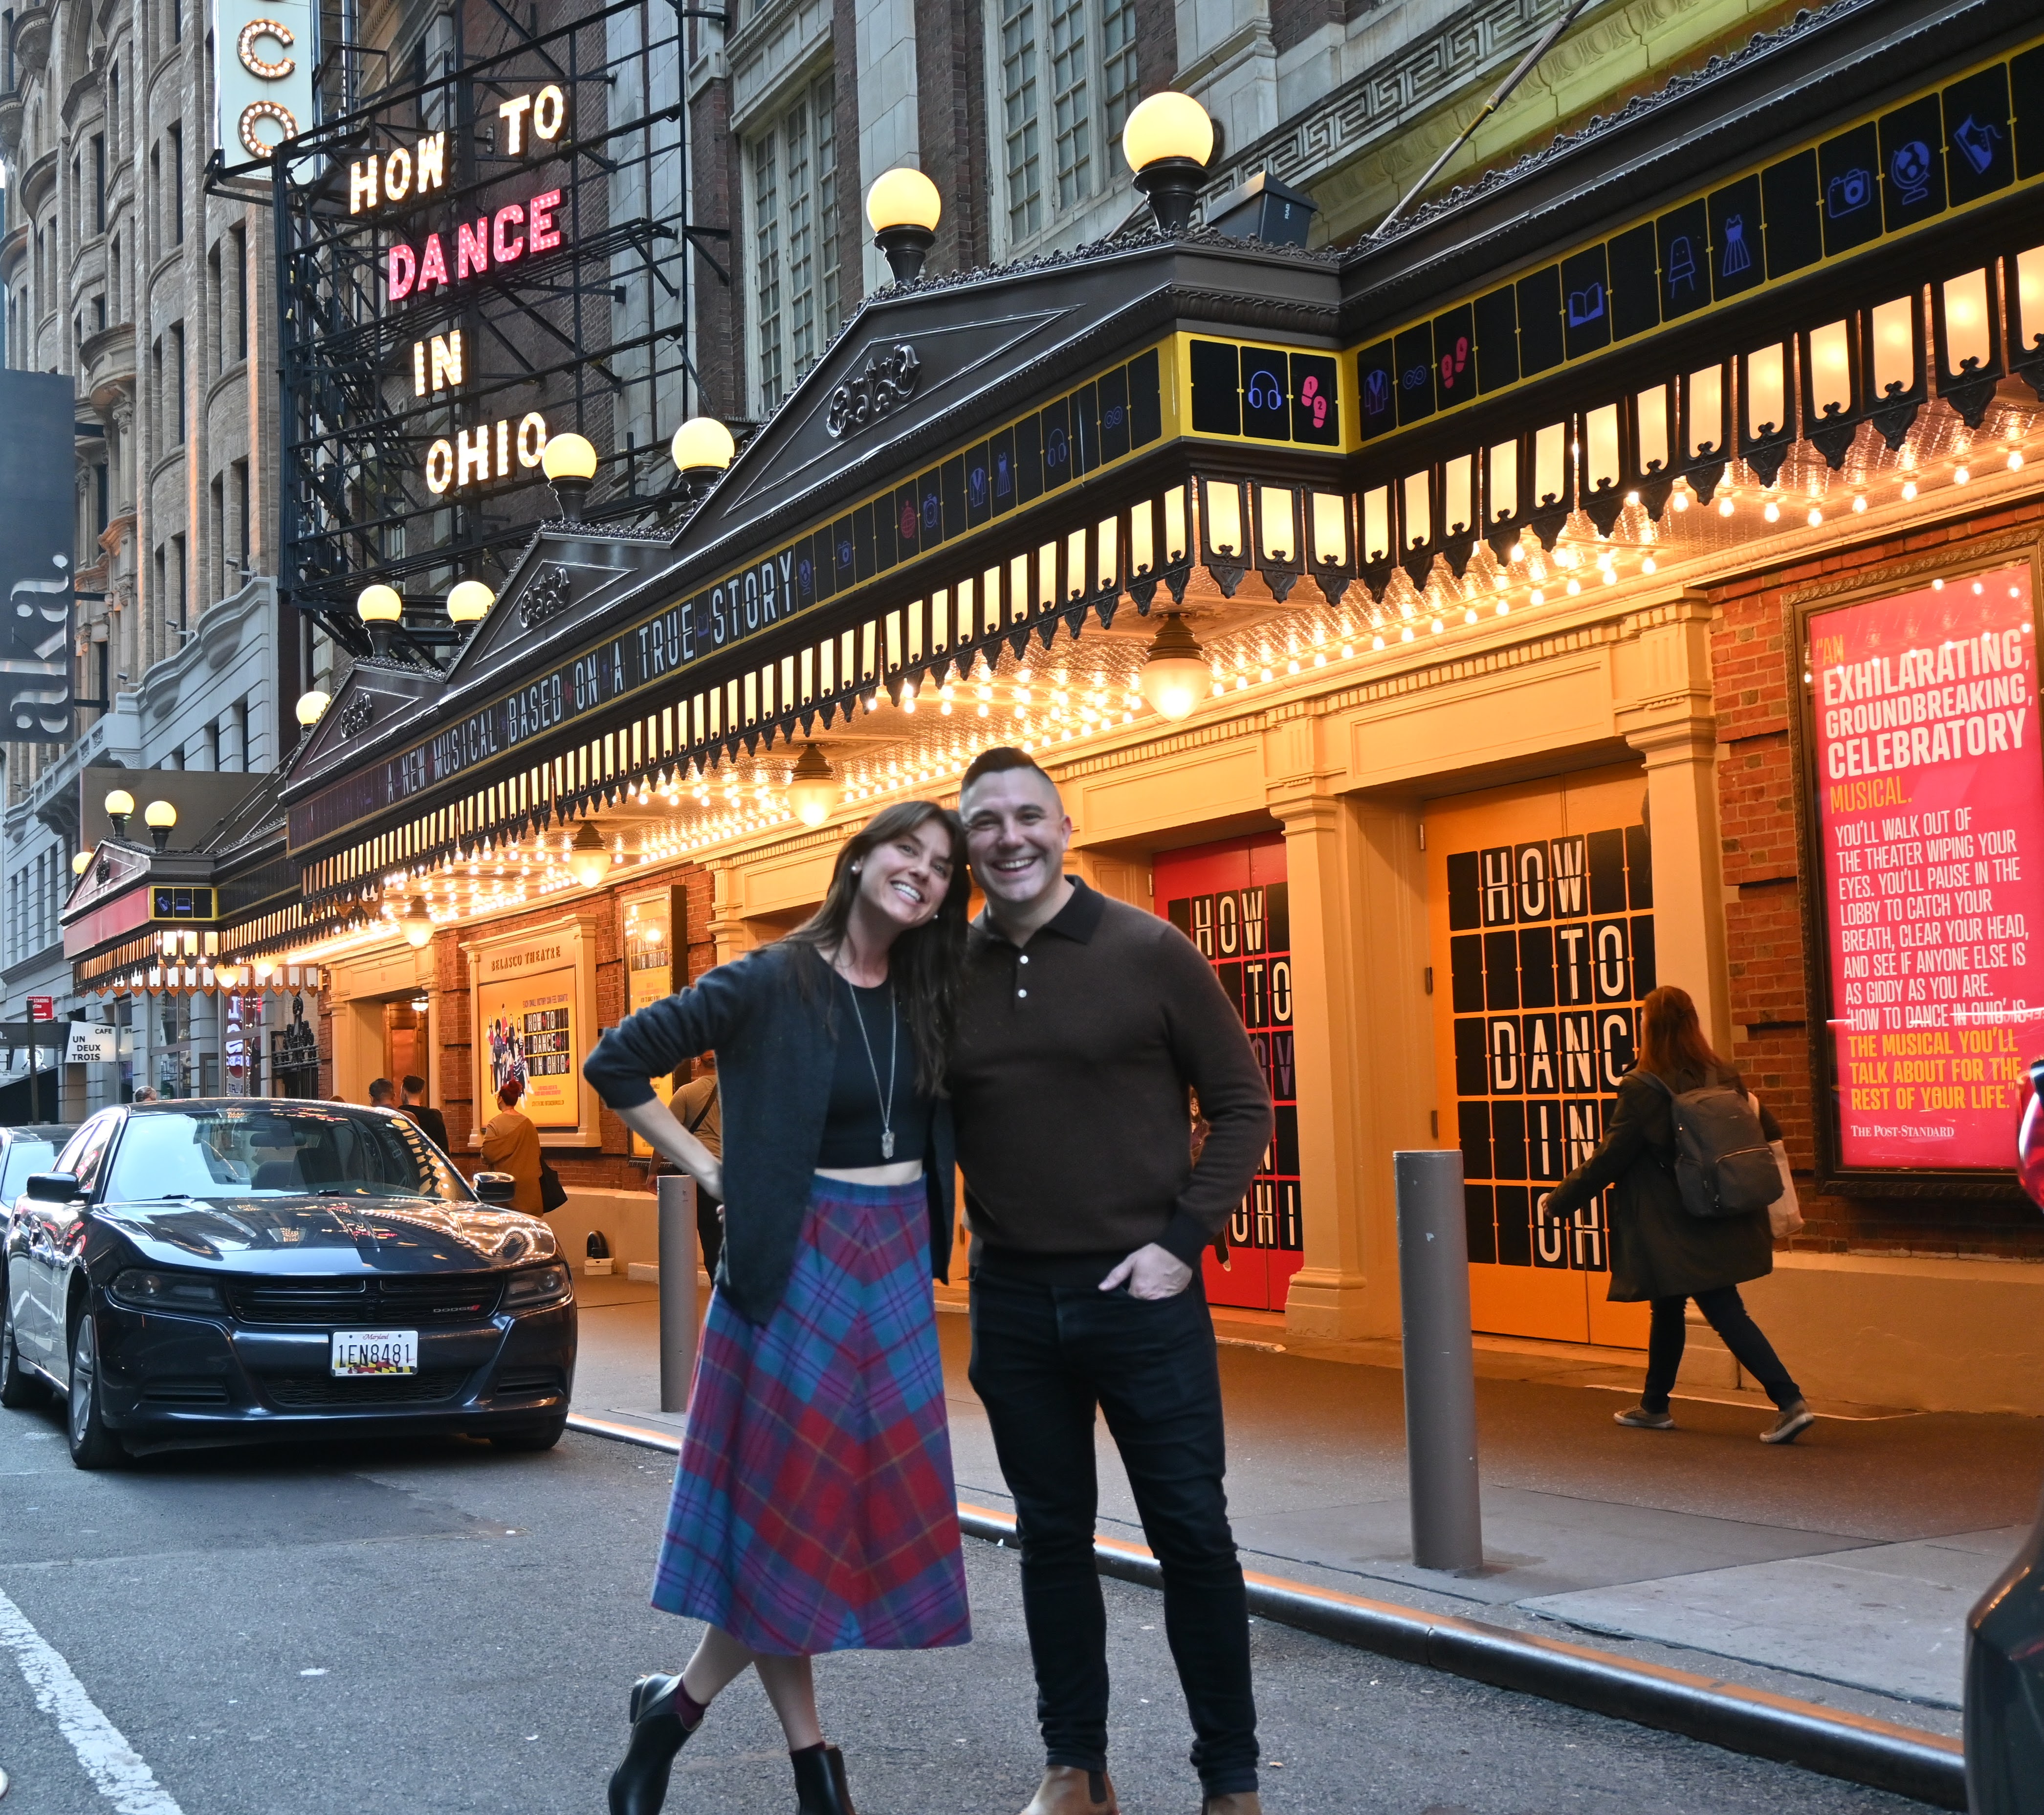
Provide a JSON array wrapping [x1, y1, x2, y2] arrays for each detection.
[[329, 1330, 418, 1376]]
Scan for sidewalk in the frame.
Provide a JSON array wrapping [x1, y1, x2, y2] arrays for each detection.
[[570, 1274, 2044, 1744]]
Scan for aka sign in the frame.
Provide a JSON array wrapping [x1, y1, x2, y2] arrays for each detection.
[[213, 2, 315, 166]]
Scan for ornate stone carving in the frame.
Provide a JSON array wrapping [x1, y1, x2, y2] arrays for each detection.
[[519, 562, 575, 628], [339, 692, 375, 735], [826, 343, 922, 439]]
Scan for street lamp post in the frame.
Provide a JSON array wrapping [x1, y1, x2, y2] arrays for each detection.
[[866, 168, 942, 283], [541, 433, 600, 520], [1122, 92, 1215, 234], [356, 583, 403, 658]]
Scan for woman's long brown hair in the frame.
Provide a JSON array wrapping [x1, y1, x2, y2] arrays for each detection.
[[781, 800, 970, 1095], [1636, 984, 1723, 1080]]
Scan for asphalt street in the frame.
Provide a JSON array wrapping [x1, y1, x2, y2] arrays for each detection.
[[0, 1399, 1937, 1815]]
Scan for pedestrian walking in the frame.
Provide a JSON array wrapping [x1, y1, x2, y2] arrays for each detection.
[[478, 1079, 543, 1215], [950, 748, 1273, 1815], [1542, 984, 1816, 1443], [398, 1074, 450, 1152], [582, 800, 972, 1815], [666, 1061, 725, 1276]]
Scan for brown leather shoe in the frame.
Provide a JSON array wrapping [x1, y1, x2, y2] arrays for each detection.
[[1021, 1766, 1119, 1815], [1200, 1795, 1264, 1815]]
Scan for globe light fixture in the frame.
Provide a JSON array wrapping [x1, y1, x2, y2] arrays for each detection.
[[295, 688, 331, 729], [866, 167, 942, 282], [541, 432, 599, 520], [144, 798, 178, 852], [1122, 91, 1215, 234], [446, 580, 495, 625], [356, 583, 402, 622], [72, 849, 92, 876], [213, 964, 242, 989], [786, 744, 841, 827], [401, 895, 434, 948], [1138, 613, 1209, 721], [569, 819, 612, 888], [104, 788, 135, 838], [671, 416, 737, 496], [253, 957, 276, 982]]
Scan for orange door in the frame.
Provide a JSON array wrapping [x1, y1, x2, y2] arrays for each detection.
[[1424, 768, 1654, 1350], [1153, 836, 1300, 1312]]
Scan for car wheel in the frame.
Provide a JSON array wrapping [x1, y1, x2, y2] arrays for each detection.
[[490, 1417, 567, 1453], [0, 1283, 45, 1409], [66, 1313, 125, 1470]]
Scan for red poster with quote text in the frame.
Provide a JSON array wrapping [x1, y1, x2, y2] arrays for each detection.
[[1814, 564, 2042, 1169]]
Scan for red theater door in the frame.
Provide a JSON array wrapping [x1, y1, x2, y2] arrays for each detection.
[[1153, 836, 1301, 1311]]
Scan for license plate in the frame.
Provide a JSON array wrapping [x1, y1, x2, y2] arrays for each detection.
[[330, 1330, 418, 1376]]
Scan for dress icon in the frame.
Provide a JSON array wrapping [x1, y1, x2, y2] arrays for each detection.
[[1720, 215, 1751, 278]]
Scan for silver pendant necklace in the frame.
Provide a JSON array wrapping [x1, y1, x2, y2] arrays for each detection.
[[845, 974, 899, 1160]]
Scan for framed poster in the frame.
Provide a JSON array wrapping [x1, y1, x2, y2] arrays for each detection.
[[1795, 551, 2043, 1192], [462, 913, 602, 1144], [622, 886, 685, 1158]]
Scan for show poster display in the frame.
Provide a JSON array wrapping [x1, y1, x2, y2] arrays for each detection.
[[475, 937, 580, 1131], [1812, 564, 2043, 1170], [622, 891, 677, 1158]]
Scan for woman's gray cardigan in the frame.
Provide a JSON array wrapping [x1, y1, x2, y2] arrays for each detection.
[[582, 940, 955, 1323]]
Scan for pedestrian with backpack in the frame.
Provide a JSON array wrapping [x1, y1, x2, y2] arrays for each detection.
[[1542, 984, 1816, 1444]]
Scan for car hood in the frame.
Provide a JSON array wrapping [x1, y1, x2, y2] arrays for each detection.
[[93, 1196, 557, 1274]]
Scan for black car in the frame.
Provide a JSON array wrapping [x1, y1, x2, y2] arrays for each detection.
[[0, 1123, 77, 1204], [0, 1099, 575, 1467]]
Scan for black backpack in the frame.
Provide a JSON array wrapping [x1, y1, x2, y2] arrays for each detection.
[[1642, 1070, 1783, 1219]]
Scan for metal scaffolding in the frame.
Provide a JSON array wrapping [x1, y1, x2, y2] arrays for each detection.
[[266, 0, 726, 658]]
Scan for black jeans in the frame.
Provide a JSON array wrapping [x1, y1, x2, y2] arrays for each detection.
[[968, 1272, 1258, 1796], [1644, 1285, 1802, 1412]]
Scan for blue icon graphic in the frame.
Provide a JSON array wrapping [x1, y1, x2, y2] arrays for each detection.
[[995, 453, 1011, 495], [1666, 236, 1697, 294], [837, 538, 854, 569], [1890, 140, 1933, 203], [1720, 215, 1751, 278], [1103, 404, 1124, 429], [1402, 364, 1430, 392], [923, 493, 940, 529], [1363, 368, 1391, 417], [1246, 369, 1283, 412], [1046, 427, 1068, 466], [797, 558, 813, 594], [1826, 167, 1872, 216], [1566, 282, 1605, 327], [1952, 115, 2001, 176], [969, 465, 987, 507]]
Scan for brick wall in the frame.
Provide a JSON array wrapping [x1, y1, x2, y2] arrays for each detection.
[[1714, 495, 2044, 1260], [688, 30, 744, 425], [915, 0, 991, 273], [833, 0, 867, 335], [1132, 0, 1180, 96], [1270, 0, 1342, 56]]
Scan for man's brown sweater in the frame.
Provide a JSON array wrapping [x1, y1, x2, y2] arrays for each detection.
[[949, 878, 1274, 1279]]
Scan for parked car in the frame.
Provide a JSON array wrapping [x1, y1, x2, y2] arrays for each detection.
[[0, 1100, 575, 1468], [1966, 1065, 2044, 1812], [0, 1124, 76, 1205]]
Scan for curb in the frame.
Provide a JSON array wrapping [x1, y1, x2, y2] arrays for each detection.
[[567, 1414, 1965, 1810]]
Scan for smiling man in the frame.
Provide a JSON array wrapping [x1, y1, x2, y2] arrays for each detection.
[[951, 747, 1273, 1815]]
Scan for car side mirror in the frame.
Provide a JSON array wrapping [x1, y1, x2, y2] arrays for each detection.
[[473, 1171, 517, 1204], [24, 1172, 81, 1203]]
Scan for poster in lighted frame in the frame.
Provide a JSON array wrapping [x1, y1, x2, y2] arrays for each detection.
[[1797, 553, 2044, 1189]]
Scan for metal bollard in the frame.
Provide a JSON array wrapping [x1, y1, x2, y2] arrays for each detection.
[[1395, 1149, 1483, 1573], [657, 1174, 700, 1415]]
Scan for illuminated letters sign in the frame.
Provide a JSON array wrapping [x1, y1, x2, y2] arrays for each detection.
[[213, 1, 315, 167], [1811, 565, 2044, 1172]]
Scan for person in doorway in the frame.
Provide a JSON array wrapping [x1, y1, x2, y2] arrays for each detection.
[[479, 1079, 543, 1216], [950, 747, 1273, 1815], [398, 1074, 450, 1153], [582, 800, 972, 1815], [367, 1077, 396, 1108], [666, 1059, 724, 1276], [1542, 983, 1815, 1443]]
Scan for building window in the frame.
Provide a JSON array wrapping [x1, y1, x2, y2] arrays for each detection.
[[999, 0, 1137, 244], [171, 321, 185, 438], [233, 459, 249, 574], [169, 123, 184, 243], [748, 72, 838, 415], [92, 133, 105, 232], [172, 533, 187, 630], [230, 224, 247, 361], [207, 244, 222, 375]]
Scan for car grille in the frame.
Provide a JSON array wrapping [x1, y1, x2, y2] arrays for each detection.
[[143, 1377, 231, 1405], [229, 1276, 504, 1326], [495, 1368, 565, 1397], [263, 1370, 471, 1409]]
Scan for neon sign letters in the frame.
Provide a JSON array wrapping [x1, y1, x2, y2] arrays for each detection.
[[386, 192, 562, 300]]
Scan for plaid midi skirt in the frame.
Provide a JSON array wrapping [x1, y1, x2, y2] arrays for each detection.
[[650, 1174, 970, 1654]]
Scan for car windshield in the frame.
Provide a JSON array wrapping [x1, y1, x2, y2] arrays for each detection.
[[101, 1108, 475, 1204], [0, 1139, 56, 1200]]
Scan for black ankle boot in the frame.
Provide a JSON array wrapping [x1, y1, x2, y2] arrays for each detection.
[[791, 1742, 857, 1815], [608, 1674, 701, 1815]]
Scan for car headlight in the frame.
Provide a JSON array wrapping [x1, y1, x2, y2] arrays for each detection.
[[110, 1269, 225, 1313], [503, 1263, 571, 1307]]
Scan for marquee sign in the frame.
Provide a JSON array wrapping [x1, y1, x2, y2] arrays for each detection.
[[213, 1, 315, 168]]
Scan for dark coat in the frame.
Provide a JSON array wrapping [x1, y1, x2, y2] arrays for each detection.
[[581, 941, 955, 1324], [1543, 1063, 1781, 1303]]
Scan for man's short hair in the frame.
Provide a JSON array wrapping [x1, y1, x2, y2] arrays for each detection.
[[401, 1074, 426, 1096], [368, 1077, 396, 1104], [961, 746, 1057, 800]]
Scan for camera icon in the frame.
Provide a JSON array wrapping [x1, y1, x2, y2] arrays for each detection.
[[1826, 167, 1872, 217]]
